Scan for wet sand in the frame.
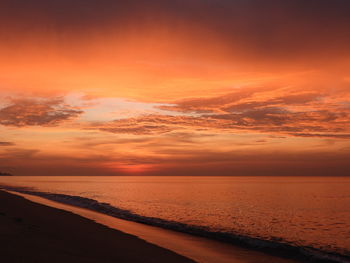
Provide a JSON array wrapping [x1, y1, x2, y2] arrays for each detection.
[[0, 190, 195, 263]]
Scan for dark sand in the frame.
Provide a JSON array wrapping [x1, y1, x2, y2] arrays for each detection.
[[0, 190, 195, 263]]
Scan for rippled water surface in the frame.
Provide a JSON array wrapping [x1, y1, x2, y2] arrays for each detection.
[[0, 176, 349, 257]]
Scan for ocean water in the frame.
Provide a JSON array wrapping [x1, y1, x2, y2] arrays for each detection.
[[0, 176, 349, 262]]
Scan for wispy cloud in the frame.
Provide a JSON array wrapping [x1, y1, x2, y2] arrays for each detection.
[[91, 85, 349, 138]]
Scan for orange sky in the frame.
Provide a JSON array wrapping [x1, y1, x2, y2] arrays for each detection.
[[0, 0, 349, 176]]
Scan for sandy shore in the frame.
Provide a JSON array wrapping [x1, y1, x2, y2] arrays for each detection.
[[0, 190, 195, 263]]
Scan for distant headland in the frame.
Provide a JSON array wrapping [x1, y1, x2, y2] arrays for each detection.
[[0, 172, 13, 176]]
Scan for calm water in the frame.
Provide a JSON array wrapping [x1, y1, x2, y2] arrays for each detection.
[[0, 176, 349, 259]]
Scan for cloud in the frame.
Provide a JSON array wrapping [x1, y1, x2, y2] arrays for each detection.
[[0, 141, 15, 146], [95, 117, 176, 135], [93, 86, 350, 138], [159, 87, 323, 113], [1, 0, 350, 61], [92, 114, 218, 135], [223, 92, 322, 112], [94, 110, 349, 138], [157, 86, 275, 113], [0, 148, 39, 160], [0, 98, 83, 127], [289, 133, 350, 139], [2, 139, 349, 176]]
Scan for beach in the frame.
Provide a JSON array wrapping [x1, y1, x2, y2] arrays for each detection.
[[1, 176, 349, 263], [0, 190, 195, 263]]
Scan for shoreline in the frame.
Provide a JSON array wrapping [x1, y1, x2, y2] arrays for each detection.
[[0, 190, 195, 263], [7, 190, 300, 263]]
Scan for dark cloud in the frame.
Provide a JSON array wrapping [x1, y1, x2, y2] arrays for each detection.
[[1, 0, 350, 61], [0, 141, 15, 146], [0, 98, 83, 127]]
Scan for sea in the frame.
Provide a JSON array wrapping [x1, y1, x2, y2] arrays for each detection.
[[0, 176, 349, 263]]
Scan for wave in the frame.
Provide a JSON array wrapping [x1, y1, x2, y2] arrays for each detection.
[[1, 185, 350, 263]]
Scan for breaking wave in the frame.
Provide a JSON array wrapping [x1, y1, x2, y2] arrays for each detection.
[[1, 185, 349, 263]]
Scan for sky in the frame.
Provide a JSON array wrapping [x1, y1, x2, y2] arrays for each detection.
[[0, 0, 349, 176]]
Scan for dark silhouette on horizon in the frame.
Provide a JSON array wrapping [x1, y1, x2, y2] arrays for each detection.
[[0, 172, 13, 176]]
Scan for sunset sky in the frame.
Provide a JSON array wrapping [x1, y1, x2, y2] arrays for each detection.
[[0, 0, 349, 176]]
